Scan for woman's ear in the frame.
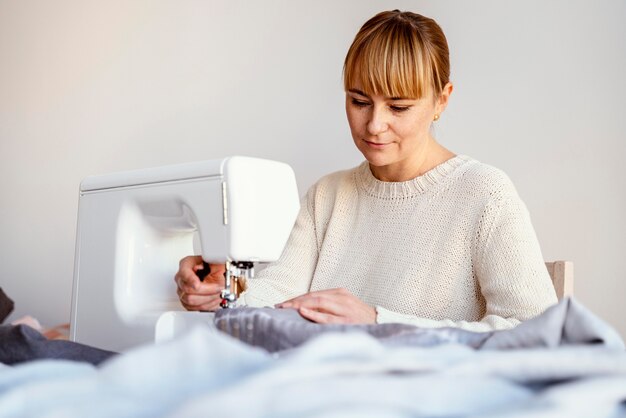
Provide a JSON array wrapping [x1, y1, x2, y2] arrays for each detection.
[[435, 82, 454, 115]]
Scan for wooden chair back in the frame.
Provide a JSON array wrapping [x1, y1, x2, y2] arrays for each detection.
[[545, 261, 574, 300]]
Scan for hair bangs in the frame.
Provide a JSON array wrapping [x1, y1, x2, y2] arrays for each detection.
[[344, 20, 435, 100]]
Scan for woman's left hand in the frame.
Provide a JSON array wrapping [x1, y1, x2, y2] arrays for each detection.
[[275, 288, 376, 324]]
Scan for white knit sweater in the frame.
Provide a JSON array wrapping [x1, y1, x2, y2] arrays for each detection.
[[239, 155, 558, 331]]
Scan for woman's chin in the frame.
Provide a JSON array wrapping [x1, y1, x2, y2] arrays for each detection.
[[361, 153, 393, 168]]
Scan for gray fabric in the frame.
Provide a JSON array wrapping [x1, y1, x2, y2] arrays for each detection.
[[482, 296, 624, 349], [213, 297, 624, 352], [0, 288, 13, 324], [0, 299, 625, 417], [0, 325, 117, 365], [2, 326, 625, 418]]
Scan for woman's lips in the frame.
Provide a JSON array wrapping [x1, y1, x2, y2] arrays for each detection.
[[363, 139, 390, 149]]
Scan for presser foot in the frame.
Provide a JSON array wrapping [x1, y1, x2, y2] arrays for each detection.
[[220, 292, 236, 309], [220, 261, 253, 309]]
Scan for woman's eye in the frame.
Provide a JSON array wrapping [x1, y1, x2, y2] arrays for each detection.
[[390, 105, 410, 113], [351, 98, 369, 107]]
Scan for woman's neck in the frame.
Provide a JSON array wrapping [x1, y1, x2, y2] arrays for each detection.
[[369, 142, 456, 182]]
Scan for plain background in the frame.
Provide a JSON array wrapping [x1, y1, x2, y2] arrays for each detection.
[[1, 0, 625, 337]]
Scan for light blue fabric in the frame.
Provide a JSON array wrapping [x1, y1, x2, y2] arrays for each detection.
[[1, 298, 626, 417], [0, 328, 625, 418], [0, 327, 271, 418]]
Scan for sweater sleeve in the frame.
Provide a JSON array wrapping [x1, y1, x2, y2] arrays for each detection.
[[236, 189, 319, 307], [472, 180, 558, 326], [377, 176, 558, 332], [375, 306, 524, 332]]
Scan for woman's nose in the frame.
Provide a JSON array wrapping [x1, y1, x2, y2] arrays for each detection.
[[367, 106, 388, 135]]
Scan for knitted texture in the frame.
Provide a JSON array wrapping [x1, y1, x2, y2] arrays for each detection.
[[239, 156, 558, 332]]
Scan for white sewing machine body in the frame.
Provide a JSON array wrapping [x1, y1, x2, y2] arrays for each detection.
[[70, 156, 299, 352]]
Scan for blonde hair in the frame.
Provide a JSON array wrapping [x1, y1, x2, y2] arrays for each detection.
[[343, 10, 450, 100]]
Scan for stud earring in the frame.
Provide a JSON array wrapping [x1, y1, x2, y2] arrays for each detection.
[[433, 114, 440, 121]]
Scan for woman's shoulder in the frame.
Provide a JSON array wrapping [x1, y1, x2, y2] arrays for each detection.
[[306, 163, 363, 195], [454, 156, 520, 200], [299, 164, 364, 217]]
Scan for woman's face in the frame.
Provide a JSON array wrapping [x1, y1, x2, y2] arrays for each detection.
[[345, 84, 451, 181]]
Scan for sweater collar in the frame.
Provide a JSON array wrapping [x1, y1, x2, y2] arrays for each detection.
[[355, 155, 471, 198]]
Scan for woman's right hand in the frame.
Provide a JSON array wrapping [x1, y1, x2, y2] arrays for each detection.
[[174, 255, 226, 311]]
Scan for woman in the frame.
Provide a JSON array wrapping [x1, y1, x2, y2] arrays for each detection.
[[175, 10, 557, 331]]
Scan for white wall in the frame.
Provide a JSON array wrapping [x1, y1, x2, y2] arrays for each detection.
[[1, 0, 625, 336]]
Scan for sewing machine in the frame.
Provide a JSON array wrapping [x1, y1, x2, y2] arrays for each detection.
[[69, 156, 300, 352]]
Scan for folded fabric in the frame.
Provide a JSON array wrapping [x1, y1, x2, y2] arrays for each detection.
[[213, 297, 625, 352], [2, 324, 626, 418], [0, 298, 625, 417], [0, 325, 116, 366], [0, 288, 14, 324]]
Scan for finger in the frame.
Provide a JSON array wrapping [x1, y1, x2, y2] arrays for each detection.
[[175, 266, 202, 288], [180, 255, 203, 270], [180, 298, 221, 312], [187, 262, 226, 286], [277, 290, 333, 307], [177, 270, 225, 292], [204, 263, 226, 275], [179, 291, 221, 308], [277, 288, 350, 307], [182, 299, 220, 311], [176, 276, 223, 295], [203, 271, 226, 286], [193, 296, 222, 312], [183, 292, 221, 306], [298, 307, 344, 324], [276, 296, 315, 309], [192, 263, 227, 281], [175, 272, 198, 292], [176, 270, 208, 291], [281, 295, 346, 317], [177, 281, 221, 301]]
